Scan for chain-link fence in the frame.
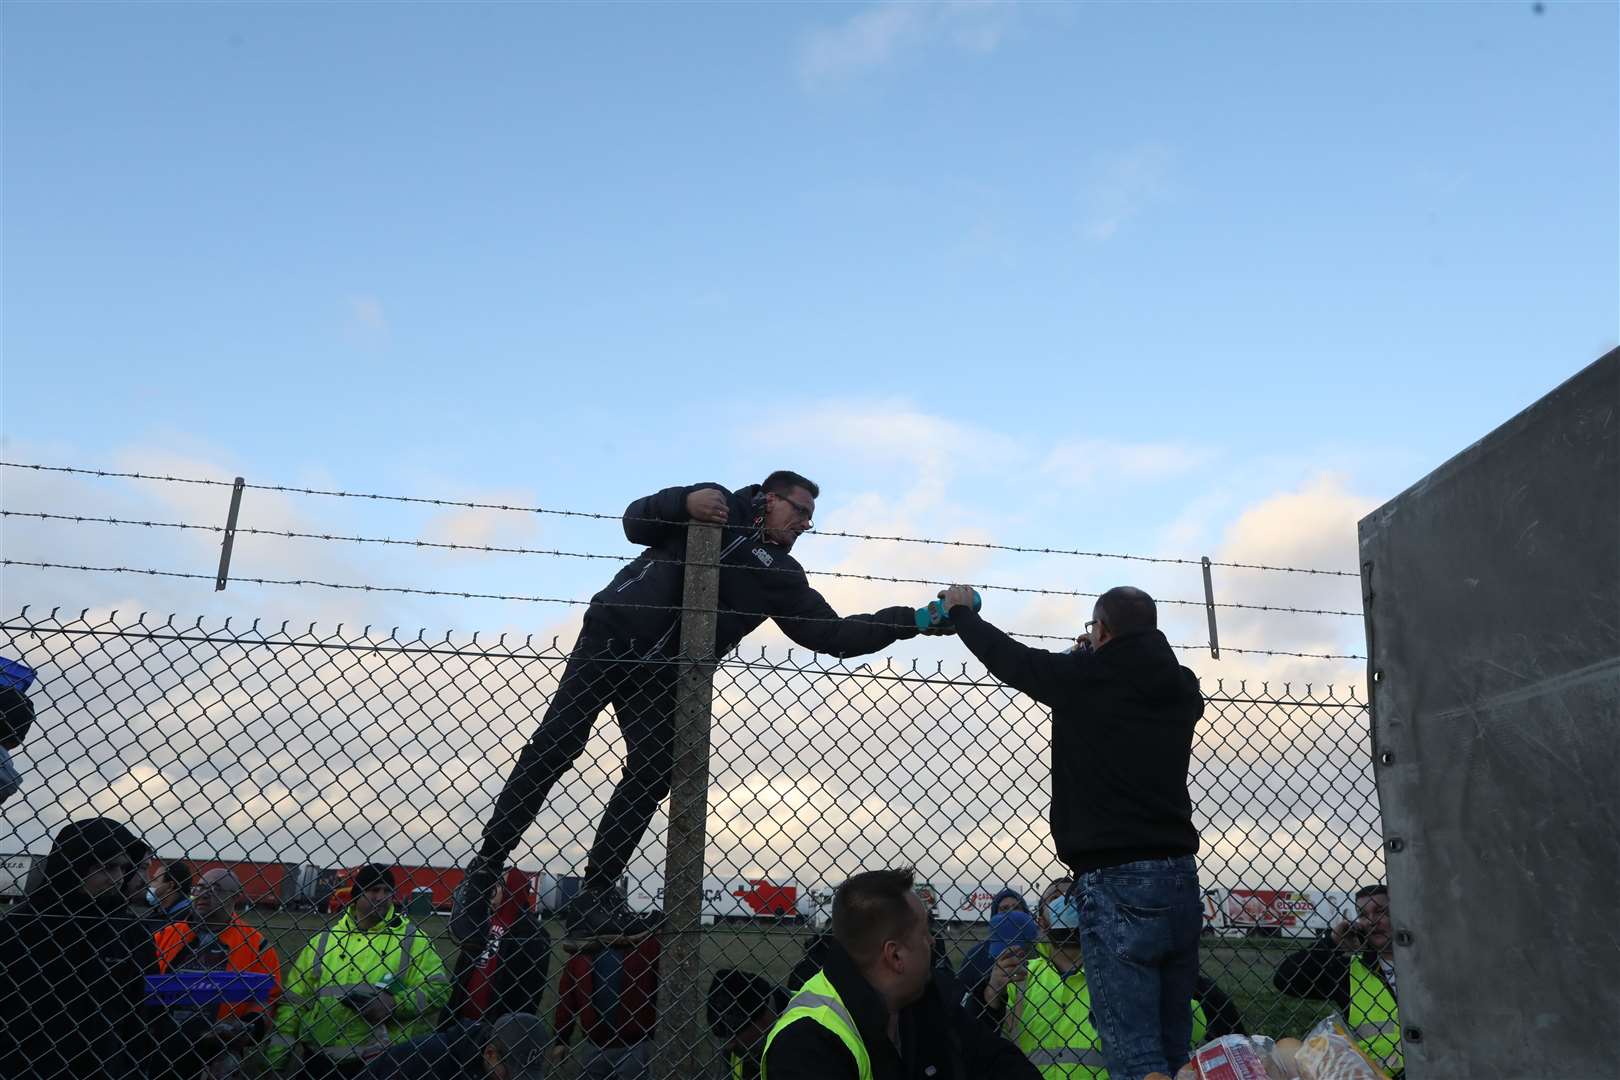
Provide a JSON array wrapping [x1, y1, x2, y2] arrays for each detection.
[[1, 582, 1381, 1080]]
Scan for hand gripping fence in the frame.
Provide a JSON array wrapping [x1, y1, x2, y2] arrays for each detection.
[[0, 524, 1384, 1080]]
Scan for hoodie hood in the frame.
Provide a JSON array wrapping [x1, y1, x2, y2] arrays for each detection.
[[1105, 630, 1201, 703], [989, 886, 1028, 915], [35, 817, 150, 911]]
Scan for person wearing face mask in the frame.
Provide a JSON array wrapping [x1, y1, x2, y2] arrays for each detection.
[[145, 860, 196, 933], [453, 472, 930, 943], [977, 897, 1211, 1079], [0, 817, 161, 1080], [761, 868, 1039, 1080]]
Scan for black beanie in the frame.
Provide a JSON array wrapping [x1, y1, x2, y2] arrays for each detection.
[[353, 863, 396, 894]]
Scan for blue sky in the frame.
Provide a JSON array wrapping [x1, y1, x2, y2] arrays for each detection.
[[3, 0, 1616, 675]]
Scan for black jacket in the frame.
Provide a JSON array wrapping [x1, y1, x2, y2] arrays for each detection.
[[586, 483, 919, 658], [1273, 934, 1395, 1012], [0, 818, 167, 1080], [444, 907, 552, 1022], [950, 610, 1203, 873], [763, 940, 1039, 1080]]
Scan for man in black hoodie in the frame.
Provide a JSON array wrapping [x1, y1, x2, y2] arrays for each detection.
[[453, 472, 928, 943], [940, 584, 1204, 1080], [0, 817, 163, 1080], [762, 868, 1038, 1080]]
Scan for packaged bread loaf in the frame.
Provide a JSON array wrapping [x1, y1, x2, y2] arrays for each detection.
[[1295, 1016, 1390, 1080]]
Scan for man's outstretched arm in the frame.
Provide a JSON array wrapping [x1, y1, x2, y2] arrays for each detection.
[[943, 586, 1092, 707], [766, 572, 919, 659]]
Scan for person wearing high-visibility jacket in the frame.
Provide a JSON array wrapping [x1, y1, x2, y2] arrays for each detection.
[[270, 864, 451, 1080], [1273, 885, 1403, 1078], [761, 868, 1038, 1080], [979, 898, 1207, 1079], [154, 867, 282, 1075]]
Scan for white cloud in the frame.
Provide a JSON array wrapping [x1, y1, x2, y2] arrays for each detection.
[[1083, 142, 1175, 241], [345, 295, 389, 345], [798, 0, 1015, 86], [420, 491, 541, 554], [1042, 439, 1209, 487]]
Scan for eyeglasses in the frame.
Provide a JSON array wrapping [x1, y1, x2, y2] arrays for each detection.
[[772, 492, 813, 524], [1083, 620, 1097, 633]]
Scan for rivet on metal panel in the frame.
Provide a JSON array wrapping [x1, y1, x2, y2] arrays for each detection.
[[1372, 669, 1383, 682], [1387, 837, 1405, 852], [1405, 1027, 1424, 1043], [1379, 750, 1395, 765], [1395, 929, 1415, 947]]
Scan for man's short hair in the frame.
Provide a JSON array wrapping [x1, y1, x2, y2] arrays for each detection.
[[160, 860, 193, 895], [1355, 883, 1389, 902], [1095, 586, 1157, 635], [832, 868, 920, 965], [762, 470, 819, 499]]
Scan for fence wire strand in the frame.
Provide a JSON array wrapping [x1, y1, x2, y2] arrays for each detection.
[[0, 509, 1365, 619], [2, 460, 1361, 576]]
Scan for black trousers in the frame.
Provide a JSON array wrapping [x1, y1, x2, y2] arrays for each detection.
[[477, 637, 677, 889]]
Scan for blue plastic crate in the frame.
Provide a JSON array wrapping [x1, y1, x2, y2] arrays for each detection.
[[145, 971, 274, 1007], [0, 658, 34, 693]]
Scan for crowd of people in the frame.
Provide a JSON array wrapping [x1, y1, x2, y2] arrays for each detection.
[[2, 472, 1402, 1080], [0, 820, 1399, 1080]]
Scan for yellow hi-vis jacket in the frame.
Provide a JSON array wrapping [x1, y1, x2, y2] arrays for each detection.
[[268, 904, 449, 1069], [1006, 956, 1207, 1078]]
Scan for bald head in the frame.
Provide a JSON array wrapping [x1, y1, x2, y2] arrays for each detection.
[[1093, 586, 1156, 641], [193, 867, 242, 925]]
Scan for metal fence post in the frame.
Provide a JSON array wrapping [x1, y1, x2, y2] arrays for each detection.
[[1201, 555, 1221, 660], [652, 521, 720, 1080], [214, 477, 245, 590]]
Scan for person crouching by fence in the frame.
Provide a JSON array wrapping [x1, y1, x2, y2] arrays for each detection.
[[549, 930, 661, 1080], [446, 870, 552, 1027], [707, 969, 787, 1080], [1273, 884, 1402, 1076], [269, 864, 450, 1080], [0, 817, 161, 1080], [154, 868, 282, 1078], [761, 867, 1039, 1080]]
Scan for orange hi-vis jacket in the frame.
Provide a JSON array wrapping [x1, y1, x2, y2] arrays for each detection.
[[155, 915, 282, 1023]]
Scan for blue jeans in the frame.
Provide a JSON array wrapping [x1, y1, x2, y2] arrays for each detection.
[[1071, 856, 1203, 1080]]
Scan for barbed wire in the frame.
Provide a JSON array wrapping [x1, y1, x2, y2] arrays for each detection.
[[0, 558, 1369, 661], [0, 508, 1364, 618], [2, 460, 1362, 577], [0, 615, 1370, 698]]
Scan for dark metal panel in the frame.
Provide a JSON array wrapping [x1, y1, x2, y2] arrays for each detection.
[[1358, 349, 1619, 1078]]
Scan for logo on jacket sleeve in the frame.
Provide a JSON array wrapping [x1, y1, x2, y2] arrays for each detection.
[[751, 547, 773, 566]]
